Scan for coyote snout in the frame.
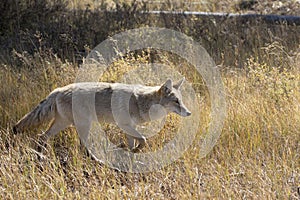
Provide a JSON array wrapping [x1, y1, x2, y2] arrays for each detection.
[[158, 78, 191, 117], [13, 78, 191, 152]]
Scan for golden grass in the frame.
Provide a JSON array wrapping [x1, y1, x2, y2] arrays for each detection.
[[66, 0, 239, 15], [66, 0, 300, 15], [0, 47, 299, 199]]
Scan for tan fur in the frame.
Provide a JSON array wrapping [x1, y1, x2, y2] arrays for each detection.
[[13, 78, 191, 152]]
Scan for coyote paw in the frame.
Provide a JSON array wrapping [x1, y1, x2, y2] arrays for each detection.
[[12, 126, 18, 135], [137, 136, 146, 149], [131, 136, 146, 153], [116, 141, 126, 148]]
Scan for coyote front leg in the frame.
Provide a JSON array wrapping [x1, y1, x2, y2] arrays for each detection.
[[121, 124, 146, 151]]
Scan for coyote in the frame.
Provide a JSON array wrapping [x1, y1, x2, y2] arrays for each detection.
[[13, 78, 191, 151]]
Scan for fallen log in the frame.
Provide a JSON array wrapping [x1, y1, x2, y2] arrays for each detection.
[[143, 11, 300, 26]]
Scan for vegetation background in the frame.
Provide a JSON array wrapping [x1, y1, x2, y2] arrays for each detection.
[[0, 0, 299, 199]]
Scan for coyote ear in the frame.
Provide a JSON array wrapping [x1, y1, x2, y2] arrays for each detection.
[[159, 79, 173, 95], [173, 77, 185, 90]]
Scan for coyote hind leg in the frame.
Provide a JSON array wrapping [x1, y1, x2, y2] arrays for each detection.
[[37, 117, 70, 153]]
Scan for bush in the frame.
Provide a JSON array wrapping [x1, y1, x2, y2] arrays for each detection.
[[1, 0, 300, 68]]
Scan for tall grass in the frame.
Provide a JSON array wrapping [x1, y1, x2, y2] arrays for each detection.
[[0, 41, 299, 198], [0, 0, 299, 199], [1, 0, 300, 67]]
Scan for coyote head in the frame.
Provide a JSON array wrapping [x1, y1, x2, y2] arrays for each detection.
[[158, 78, 191, 117]]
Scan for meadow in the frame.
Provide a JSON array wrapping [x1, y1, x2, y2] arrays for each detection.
[[0, 0, 299, 199]]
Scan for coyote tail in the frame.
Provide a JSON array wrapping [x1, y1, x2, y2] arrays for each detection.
[[13, 91, 58, 133]]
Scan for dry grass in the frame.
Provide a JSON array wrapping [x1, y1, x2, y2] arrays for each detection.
[[67, 0, 300, 15], [0, 44, 299, 199], [0, 0, 299, 199]]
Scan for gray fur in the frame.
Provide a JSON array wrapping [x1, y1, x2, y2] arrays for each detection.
[[14, 78, 191, 152]]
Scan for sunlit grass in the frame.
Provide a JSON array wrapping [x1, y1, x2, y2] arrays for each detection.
[[0, 44, 299, 198]]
